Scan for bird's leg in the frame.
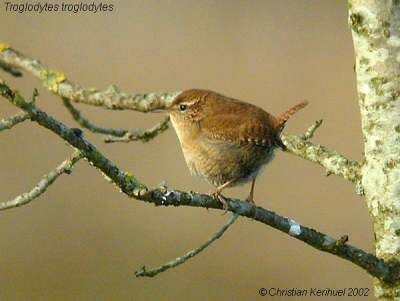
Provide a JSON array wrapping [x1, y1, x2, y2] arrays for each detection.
[[246, 178, 256, 204], [209, 180, 234, 211]]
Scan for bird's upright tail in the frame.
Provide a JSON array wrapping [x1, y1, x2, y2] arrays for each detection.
[[275, 100, 308, 129]]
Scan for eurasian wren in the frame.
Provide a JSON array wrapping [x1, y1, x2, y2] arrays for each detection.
[[168, 89, 307, 208]]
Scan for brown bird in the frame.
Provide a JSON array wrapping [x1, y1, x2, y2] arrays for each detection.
[[167, 89, 308, 208]]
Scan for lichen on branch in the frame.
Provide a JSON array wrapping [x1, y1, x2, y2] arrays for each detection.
[[0, 111, 29, 132], [0, 45, 180, 111], [281, 131, 361, 184]]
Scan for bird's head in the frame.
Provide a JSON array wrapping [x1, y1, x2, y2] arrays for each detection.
[[167, 89, 211, 124]]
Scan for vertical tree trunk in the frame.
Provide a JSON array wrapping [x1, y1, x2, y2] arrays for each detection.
[[349, 0, 400, 299]]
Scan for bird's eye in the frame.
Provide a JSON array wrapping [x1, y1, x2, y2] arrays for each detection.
[[179, 104, 188, 111]]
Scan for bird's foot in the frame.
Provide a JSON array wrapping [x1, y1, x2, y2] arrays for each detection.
[[209, 190, 229, 214], [245, 195, 256, 204]]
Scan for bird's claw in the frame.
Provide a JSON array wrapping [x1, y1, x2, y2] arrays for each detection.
[[209, 190, 229, 214], [246, 196, 255, 204]]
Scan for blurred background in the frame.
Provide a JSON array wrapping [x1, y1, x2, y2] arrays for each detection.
[[0, 1, 370, 300]]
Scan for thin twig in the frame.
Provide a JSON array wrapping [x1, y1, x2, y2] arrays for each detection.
[[135, 213, 239, 277], [1, 80, 398, 284], [63, 98, 128, 136], [104, 116, 170, 143], [0, 150, 83, 210], [0, 88, 38, 132], [0, 112, 29, 132], [63, 97, 170, 142], [0, 60, 22, 77], [302, 119, 323, 140]]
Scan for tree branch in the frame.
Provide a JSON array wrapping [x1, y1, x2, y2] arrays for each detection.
[[0, 60, 22, 77], [281, 122, 361, 184], [62, 97, 128, 136], [0, 43, 180, 111], [1, 79, 397, 284], [302, 119, 323, 140], [135, 213, 239, 277], [63, 97, 170, 143], [104, 116, 170, 143], [0, 150, 83, 210], [0, 84, 38, 133], [0, 111, 29, 132]]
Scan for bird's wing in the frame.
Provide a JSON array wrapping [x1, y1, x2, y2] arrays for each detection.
[[199, 94, 278, 147]]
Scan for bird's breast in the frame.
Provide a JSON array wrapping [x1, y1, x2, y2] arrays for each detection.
[[181, 136, 275, 187], [170, 113, 276, 187]]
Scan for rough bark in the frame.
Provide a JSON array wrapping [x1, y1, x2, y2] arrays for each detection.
[[349, 0, 400, 299]]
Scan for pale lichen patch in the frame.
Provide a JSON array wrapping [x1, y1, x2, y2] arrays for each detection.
[[377, 234, 400, 256], [288, 218, 301, 236], [388, 36, 400, 47], [40, 69, 66, 93], [322, 235, 336, 248], [370, 48, 389, 63]]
